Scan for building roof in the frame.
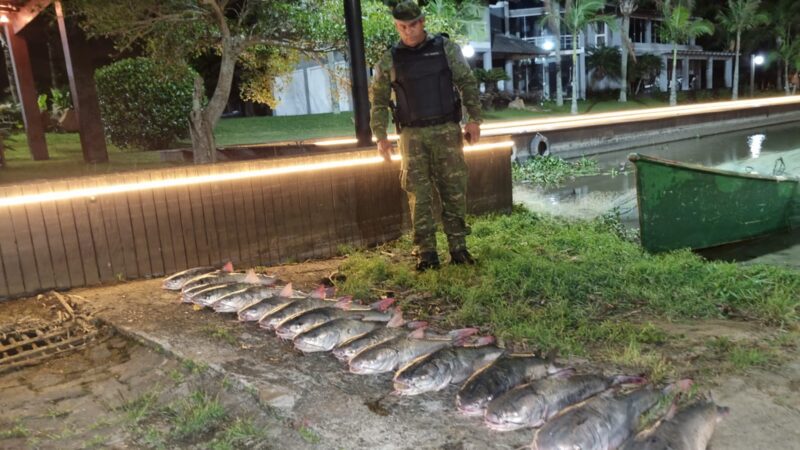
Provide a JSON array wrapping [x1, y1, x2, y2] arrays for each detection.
[[492, 34, 548, 57]]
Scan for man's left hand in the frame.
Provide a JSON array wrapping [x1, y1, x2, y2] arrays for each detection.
[[464, 122, 480, 145]]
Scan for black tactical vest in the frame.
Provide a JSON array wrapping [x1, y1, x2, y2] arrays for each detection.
[[391, 35, 461, 127]]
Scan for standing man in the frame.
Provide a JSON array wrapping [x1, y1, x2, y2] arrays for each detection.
[[370, 0, 483, 272]]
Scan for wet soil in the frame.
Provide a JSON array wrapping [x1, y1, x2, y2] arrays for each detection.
[[1, 260, 798, 449]]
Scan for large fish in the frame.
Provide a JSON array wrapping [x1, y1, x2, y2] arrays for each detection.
[[532, 380, 692, 450], [456, 354, 561, 417], [331, 317, 428, 362], [348, 328, 479, 375], [292, 308, 405, 353], [392, 337, 503, 396], [238, 284, 299, 322], [620, 399, 728, 450], [258, 287, 363, 331], [181, 269, 276, 301], [162, 263, 229, 290], [212, 285, 280, 313], [274, 298, 396, 341], [485, 374, 646, 431], [190, 283, 255, 307]]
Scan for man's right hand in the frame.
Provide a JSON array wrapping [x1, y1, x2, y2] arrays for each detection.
[[377, 139, 393, 162]]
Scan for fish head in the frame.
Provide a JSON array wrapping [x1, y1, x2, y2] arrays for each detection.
[[455, 401, 484, 417], [349, 348, 397, 375], [483, 409, 527, 432], [293, 326, 334, 353], [716, 405, 730, 422], [393, 363, 440, 396]]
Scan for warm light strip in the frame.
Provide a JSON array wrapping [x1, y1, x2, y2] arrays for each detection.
[[480, 95, 800, 132], [314, 134, 400, 146], [0, 141, 513, 207], [481, 95, 800, 137]]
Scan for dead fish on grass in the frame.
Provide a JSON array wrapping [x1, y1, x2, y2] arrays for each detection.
[[620, 398, 728, 450], [293, 306, 405, 353], [212, 285, 280, 313], [532, 379, 693, 450], [237, 284, 299, 322], [332, 317, 428, 362], [392, 337, 503, 396], [456, 353, 563, 417], [485, 373, 646, 431], [348, 327, 479, 375], [274, 297, 396, 341]]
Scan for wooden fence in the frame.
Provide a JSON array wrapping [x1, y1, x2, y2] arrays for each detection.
[[0, 146, 512, 300]]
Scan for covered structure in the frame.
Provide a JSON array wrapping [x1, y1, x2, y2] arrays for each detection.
[[1, 0, 107, 162]]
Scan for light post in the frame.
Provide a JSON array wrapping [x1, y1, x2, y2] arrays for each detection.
[[750, 54, 764, 97]]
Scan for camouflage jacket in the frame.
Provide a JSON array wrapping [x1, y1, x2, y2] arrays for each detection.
[[370, 33, 483, 141]]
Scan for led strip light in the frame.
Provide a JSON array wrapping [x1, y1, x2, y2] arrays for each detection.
[[0, 141, 514, 207]]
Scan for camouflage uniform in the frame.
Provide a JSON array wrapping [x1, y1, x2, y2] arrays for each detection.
[[370, 34, 482, 255]]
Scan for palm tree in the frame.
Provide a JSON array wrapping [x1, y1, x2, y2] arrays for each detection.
[[717, 0, 768, 100], [617, 0, 638, 102], [563, 0, 615, 114], [587, 45, 621, 82], [769, 0, 800, 95], [543, 0, 564, 107], [658, 0, 713, 106]]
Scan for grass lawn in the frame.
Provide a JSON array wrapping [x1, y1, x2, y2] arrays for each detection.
[[1, 97, 671, 185], [335, 208, 800, 382]]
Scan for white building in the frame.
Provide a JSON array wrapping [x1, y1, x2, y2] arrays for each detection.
[[271, 1, 735, 115]]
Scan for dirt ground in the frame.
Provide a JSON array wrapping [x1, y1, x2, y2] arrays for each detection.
[[1, 259, 799, 449]]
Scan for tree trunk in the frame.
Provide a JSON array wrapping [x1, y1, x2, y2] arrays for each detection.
[[0, 34, 19, 105], [545, 0, 564, 107], [670, 45, 678, 106], [327, 52, 340, 114], [555, 34, 564, 107], [732, 31, 740, 100], [785, 62, 790, 96], [190, 75, 216, 164], [571, 34, 578, 115], [189, 37, 239, 164], [619, 15, 631, 102], [47, 41, 58, 88]]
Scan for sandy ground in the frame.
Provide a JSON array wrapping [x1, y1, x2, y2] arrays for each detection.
[[1, 256, 798, 449]]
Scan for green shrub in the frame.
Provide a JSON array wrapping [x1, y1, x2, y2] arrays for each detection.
[[95, 57, 196, 150]]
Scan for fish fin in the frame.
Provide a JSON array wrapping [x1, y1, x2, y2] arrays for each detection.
[[221, 261, 234, 272], [279, 283, 293, 298], [387, 308, 404, 327], [334, 296, 354, 309], [473, 336, 496, 346], [243, 269, 260, 284], [406, 320, 427, 330], [310, 285, 327, 299], [447, 328, 479, 339], [663, 378, 693, 395], [370, 297, 397, 311], [408, 327, 426, 339]]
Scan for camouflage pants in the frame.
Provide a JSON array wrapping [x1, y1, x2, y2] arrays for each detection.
[[398, 122, 469, 254]]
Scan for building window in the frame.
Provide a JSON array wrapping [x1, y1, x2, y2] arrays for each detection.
[[595, 22, 607, 46], [629, 18, 647, 43]]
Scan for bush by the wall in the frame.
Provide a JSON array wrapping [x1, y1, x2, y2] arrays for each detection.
[[95, 57, 196, 150]]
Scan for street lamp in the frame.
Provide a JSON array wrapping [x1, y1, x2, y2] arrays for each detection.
[[750, 54, 764, 97], [462, 44, 475, 58], [541, 39, 554, 51]]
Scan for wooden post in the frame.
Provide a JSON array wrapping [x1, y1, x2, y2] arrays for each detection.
[[4, 25, 48, 161], [55, 1, 108, 163]]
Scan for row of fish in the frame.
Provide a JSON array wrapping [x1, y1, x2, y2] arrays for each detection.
[[163, 265, 728, 449]]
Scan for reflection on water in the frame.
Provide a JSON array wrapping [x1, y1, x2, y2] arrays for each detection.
[[514, 121, 800, 268]]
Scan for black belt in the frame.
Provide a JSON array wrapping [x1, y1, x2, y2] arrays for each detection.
[[400, 116, 459, 128]]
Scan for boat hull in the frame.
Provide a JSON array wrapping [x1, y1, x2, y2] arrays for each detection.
[[629, 153, 800, 252]]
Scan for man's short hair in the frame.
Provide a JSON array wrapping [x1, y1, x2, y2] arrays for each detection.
[[392, 1, 424, 22]]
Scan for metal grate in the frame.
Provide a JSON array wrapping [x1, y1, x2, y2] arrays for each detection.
[[0, 292, 107, 375]]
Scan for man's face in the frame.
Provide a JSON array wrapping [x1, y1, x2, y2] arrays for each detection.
[[395, 17, 426, 47]]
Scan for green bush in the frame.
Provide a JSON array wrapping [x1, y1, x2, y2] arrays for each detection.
[[95, 57, 196, 150]]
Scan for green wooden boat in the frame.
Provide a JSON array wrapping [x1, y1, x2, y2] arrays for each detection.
[[629, 153, 800, 252]]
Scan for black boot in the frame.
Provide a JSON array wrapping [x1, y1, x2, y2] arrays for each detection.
[[416, 251, 440, 272], [449, 248, 475, 265]]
